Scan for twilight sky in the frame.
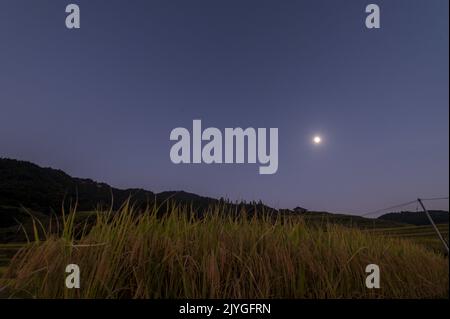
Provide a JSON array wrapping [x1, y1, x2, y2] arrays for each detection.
[[0, 0, 448, 214]]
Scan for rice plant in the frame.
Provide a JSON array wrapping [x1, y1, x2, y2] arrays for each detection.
[[1, 201, 448, 299]]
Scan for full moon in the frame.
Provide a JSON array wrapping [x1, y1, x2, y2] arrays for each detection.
[[313, 136, 322, 144]]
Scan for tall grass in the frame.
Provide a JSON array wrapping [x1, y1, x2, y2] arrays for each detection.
[[1, 201, 448, 298]]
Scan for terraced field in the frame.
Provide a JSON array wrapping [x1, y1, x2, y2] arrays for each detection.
[[368, 224, 449, 254]]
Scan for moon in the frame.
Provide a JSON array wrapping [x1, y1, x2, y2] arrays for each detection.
[[313, 136, 322, 144]]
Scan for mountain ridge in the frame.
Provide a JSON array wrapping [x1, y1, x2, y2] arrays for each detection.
[[1, 158, 447, 229], [0, 157, 222, 213]]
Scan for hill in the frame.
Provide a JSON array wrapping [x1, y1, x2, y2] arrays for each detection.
[[0, 158, 155, 213], [378, 210, 449, 226], [2, 157, 444, 234], [297, 210, 407, 229], [0, 158, 241, 215], [0, 158, 272, 228], [0, 158, 448, 252]]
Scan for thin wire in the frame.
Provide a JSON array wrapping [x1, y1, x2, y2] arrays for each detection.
[[420, 197, 449, 201], [360, 200, 418, 217]]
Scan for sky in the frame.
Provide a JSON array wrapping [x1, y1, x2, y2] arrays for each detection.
[[0, 0, 448, 214]]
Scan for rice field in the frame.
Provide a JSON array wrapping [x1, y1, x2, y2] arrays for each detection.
[[0, 203, 448, 299]]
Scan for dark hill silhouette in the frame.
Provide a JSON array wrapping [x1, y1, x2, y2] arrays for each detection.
[[0, 158, 156, 213], [378, 211, 449, 226], [2, 158, 445, 234], [0, 158, 271, 226]]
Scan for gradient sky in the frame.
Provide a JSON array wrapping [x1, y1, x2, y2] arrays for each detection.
[[0, 0, 448, 214]]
